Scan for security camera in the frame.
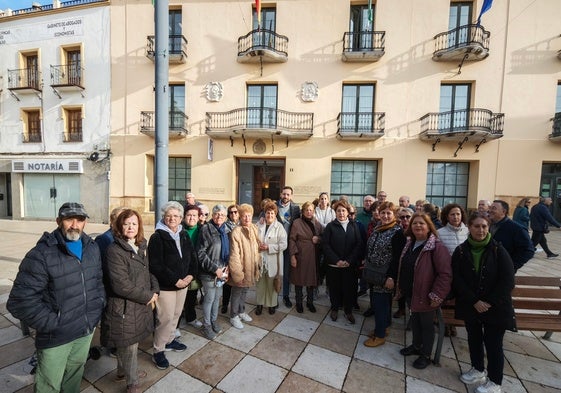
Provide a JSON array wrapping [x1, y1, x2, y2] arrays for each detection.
[[89, 152, 99, 162]]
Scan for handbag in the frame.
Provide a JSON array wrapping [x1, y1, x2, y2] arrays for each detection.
[[188, 278, 201, 291], [273, 252, 281, 293], [362, 265, 386, 287]]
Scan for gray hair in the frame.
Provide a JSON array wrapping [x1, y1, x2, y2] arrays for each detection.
[[160, 201, 184, 218], [399, 207, 414, 216], [212, 204, 227, 215]]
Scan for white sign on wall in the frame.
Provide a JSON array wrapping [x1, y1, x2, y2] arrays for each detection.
[[0, 17, 84, 45], [12, 159, 84, 173]]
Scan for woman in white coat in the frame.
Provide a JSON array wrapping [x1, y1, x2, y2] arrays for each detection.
[[256, 201, 288, 315]]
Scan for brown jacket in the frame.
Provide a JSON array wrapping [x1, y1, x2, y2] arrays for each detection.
[[229, 224, 261, 287], [289, 217, 322, 287]]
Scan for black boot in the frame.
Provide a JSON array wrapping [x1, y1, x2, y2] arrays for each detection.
[[296, 303, 304, 313]]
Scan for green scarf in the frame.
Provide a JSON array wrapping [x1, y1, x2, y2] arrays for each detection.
[[467, 232, 491, 273]]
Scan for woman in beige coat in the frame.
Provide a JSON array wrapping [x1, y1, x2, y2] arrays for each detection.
[[290, 201, 322, 313], [228, 203, 261, 329], [256, 202, 288, 315]]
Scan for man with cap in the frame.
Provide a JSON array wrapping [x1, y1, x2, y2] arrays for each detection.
[[8, 202, 105, 393]]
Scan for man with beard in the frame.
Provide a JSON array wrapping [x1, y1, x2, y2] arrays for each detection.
[[7, 202, 105, 393]]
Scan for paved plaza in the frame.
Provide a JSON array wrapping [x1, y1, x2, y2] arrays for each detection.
[[1, 219, 560, 393]]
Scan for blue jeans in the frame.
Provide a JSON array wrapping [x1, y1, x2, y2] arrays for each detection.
[[371, 292, 391, 338], [202, 278, 222, 326]]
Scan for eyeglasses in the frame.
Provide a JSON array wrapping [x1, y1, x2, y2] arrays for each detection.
[[201, 213, 209, 217], [399, 215, 412, 220], [229, 210, 238, 214]]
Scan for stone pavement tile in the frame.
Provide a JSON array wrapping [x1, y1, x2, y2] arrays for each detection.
[[273, 314, 319, 342], [505, 350, 561, 390], [82, 386, 102, 393], [450, 336, 471, 365], [292, 344, 351, 390], [247, 308, 286, 331], [83, 351, 117, 384], [503, 331, 559, 361], [541, 338, 561, 360], [92, 351, 161, 392], [217, 355, 287, 393], [145, 368, 212, 393], [405, 376, 460, 393], [276, 371, 339, 393], [0, 358, 34, 393], [0, 336, 35, 370], [177, 341, 244, 386], [0, 325, 27, 347], [322, 311, 364, 334], [522, 380, 561, 393], [501, 374, 530, 393], [214, 323, 268, 353], [309, 323, 359, 357], [249, 331, 306, 369], [287, 303, 330, 324], [406, 354, 463, 392], [343, 358, 404, 393], [353, 334, 404, 373], [165, 331, 209, 367]]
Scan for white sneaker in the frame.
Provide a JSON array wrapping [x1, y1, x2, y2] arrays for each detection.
[[239, 313, 253, 322], [174, 329, 181, 338], [230, 315, 244, 329], [460, 367, 487, 384], [475, 380, 501, 393], [188, 319, 203, 328]]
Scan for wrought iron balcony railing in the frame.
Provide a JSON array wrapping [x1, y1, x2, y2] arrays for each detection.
[[146, 35, 188, 63], [23, 133, 42, 143], [433, 24, 490, 61], [420, 108, 504, 139], [549, 112, 561, 142], [63, 132, 83, 142], [342, 31, 385, 62], [337, 112, 385, 139], [7, 68, 41, 91], [140, 111, 189, 138], [50, 64, 84, 88], [237, 29, 288, 63], [7, 0, 107, 16], [206, 107, 313, 139]]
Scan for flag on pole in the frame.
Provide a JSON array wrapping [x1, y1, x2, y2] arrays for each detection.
[[256, 0, 262, 29], [476, 0, 493, 25], [368, 0, 373, 25]]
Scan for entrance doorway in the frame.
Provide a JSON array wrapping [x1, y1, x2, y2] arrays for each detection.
[[539, 163, 561, 222], [23, 174, 80, 219], [237, 158, 285, 215], [0, 173, 10, 218]]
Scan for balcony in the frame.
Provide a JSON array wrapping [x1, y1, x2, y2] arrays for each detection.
[[140, 111, 189, 139], [433, 24, 490, 61], [50, 64, 84, 97], [23, 133, 42, 143], [336, 112, 385, 140], [549, 112, 561, 143], [206, 108, 313, 139], [63, 132, 83, 143], [7, 68, 42, 93], [146, 35, 188, 64], [237, 29, 288, 63], [342, 31, 385, 62]]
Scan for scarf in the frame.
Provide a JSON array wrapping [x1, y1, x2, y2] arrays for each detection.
[[185, 225, 199, 245], [156, 220, 183, 257], [467, 232, 491, 273], [302, 215, 317, 236], [212, 221, 230, 264], [375, 219, 397, 233]]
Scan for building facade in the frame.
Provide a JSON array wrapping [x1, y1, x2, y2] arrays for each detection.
[[0, 0, 111, 222]]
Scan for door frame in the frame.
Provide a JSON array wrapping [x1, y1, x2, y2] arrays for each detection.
[[236, 157, 285, 215]]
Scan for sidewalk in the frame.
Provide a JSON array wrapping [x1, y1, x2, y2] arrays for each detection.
[[1, 219, 560, 393]]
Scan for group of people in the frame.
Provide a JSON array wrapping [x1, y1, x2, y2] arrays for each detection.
[[6, 189, 559, 393]]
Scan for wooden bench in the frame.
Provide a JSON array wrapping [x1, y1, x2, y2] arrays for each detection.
[[433, 276, 561, 365]]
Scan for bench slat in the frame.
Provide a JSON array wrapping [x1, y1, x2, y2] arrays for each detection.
[[515, 276, 561, 287], [513, 299, 561, 311], [512, 287, 561, 299]]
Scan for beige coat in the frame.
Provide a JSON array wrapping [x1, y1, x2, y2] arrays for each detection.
[[229, 224, 261, 287], [257, 220, 288, 278]]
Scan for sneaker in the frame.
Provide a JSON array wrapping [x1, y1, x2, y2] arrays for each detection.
[[460, 367, 487, 384], [239, 312, 253, 322], [230, 315, 244, 329], [201, 325, 217, 340], [475, 380, 501, 393], [152, 351, 169, 370], [165, 339, 187, 352], [188, 319, 203, 328], [211, 321, 223, 334], [174, 329, 181, 338]]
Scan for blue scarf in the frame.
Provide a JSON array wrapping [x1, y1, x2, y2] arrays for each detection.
[[212, 221, 230, 264]]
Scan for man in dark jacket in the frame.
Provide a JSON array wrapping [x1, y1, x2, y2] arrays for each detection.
[[7, 202, 105, 393], [530, 197, 561, 258], [489, 200, 535, 272]]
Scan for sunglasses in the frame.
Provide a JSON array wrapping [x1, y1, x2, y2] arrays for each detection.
[[399, 215, 412, 220], [229, 210, 238, 214]]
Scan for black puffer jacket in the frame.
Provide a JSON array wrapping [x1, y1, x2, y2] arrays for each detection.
[[148, 226, 198, 291], [7, 229, 105, 349], [101, 237, 159, 348]]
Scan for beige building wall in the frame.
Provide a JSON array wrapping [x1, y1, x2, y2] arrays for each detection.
[[109, 0, 561, 224]]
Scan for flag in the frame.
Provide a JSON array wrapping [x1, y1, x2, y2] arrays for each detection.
[[256, 0, 262, 29], [368, 0, 373, 25], [476, 0, 493, 25]]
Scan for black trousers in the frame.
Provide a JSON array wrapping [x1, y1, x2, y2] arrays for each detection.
[[326, 266, 355, 314], [464, 318, 506, 385], [295, 285, 314, 305], [410, 309, 435, 357], [184, 288, 198, 323], [531, 230, 554, 256]]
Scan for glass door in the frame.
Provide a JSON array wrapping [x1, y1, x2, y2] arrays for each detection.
[[349, 5, 373, 50], [448, 3, 472, 47], [24, 174, 80, 219], [342, 84, 374, 132], [247, 85, 277, 129], [439, 84, 470, 131]]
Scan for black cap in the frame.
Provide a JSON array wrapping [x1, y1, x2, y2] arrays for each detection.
[[58, 202, 89, 219]]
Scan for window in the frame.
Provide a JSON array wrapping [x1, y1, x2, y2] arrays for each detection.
[[331, 160, 377, 208], [63, 107, 83, 142], [448, 2, 472, 47], [439, 83, 471, 131], [169, 157, 191, 202], [169, 84, 185, 129], [22, 52, 39, 89], [22, 109, 41, 143], [341, 84, 374, 132], [426, 162, 469, 209], [169, 10, 183, 54], [349, 4, 374, 49], [556, 82, 561, 114], [247, 84, 278, 128]]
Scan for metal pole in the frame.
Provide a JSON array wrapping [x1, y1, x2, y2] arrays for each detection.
[[154, 0, 169, 223]]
